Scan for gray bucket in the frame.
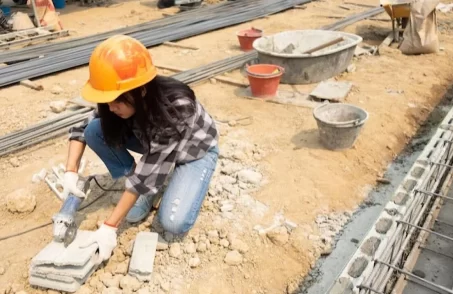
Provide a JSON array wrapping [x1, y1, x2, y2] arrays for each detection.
[[313, 103, 368, 150], [252, 30, 363, 84]]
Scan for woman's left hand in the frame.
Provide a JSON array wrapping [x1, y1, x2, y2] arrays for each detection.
[[80, 223, 118, 264]]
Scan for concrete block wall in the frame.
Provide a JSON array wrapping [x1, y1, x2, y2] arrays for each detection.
[[329, 107, 453, 294]]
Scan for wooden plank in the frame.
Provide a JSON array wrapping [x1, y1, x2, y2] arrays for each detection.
[[162, 41, 199, 50], [20, 79, 43, 91]]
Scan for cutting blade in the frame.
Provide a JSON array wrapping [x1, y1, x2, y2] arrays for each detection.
[[63, 222, 77, 247]]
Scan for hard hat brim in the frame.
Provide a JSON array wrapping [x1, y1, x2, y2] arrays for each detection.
[[81, 81, 127, 104]]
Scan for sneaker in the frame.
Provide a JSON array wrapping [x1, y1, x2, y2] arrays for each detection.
[[126, 195, 152, 223]]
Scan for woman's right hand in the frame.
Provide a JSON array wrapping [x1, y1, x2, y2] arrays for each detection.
[[62, 171, 86, 200]]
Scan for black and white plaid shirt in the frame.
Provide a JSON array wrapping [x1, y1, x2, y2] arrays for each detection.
[[69, 98, 218, 196]]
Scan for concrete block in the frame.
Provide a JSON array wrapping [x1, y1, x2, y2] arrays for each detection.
[[375, 218, 392, 234], [361, 237, 381, 256], [347, 257, 368, 278], [129, 232, 158, 282], [411, 166, 425, 179], [393, 192, 409, 206], [329, 277, 353, 294], [29, 230, 99, 293], [31, 230, 98, 267], [403, 179, 417, 192], [30, 253, 97, 279]]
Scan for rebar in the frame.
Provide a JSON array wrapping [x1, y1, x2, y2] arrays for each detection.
[[0, 5, 385, 156], [0, 0, 313, 86]]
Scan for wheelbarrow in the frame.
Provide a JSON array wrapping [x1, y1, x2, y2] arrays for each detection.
[[380, 0, 411, 42]]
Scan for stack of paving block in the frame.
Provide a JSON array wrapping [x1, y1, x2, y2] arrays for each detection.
[[29, 230, 99, 292]]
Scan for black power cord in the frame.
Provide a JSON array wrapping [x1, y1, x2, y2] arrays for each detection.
[[0, 176, 122, 242]]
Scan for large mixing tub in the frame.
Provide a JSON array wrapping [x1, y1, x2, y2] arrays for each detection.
[[252, 30, 363, 84]]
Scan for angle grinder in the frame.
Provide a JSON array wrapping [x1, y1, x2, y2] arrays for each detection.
[[51, 177, 91, 247]]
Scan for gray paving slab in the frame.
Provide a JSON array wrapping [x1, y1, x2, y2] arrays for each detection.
[[30, 253, 97, 279], [309, 80, 352, 102], [31, 230, 98, 267], [129, 232, 158, 282]]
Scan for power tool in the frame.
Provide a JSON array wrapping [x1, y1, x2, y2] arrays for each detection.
[[51, 177, 91, 247]]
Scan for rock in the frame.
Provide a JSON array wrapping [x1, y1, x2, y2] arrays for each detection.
[[219, 229, 228, 239], [220, 239, 229, 248], [157, 235, 169, 251], [75, 285, 92, 294], [197, 242, 207, 252], [237, 169, 262, 185], [219, 175, 236, 185], [6, 188, 36, 214], [49, 100, 67, 113], [114, 262, 128, 275], [15, 292, 28, 294], [230, 239, 249, 253], [184, 242, 196, 254], [221, 203, 234, 212], [228, 120, 237, 127], [137, 288, 152, 294], [209, 78, 217, 84], [0, 267, 4, 275], [102, 288, 122, 294], [47, 291, 60, 294], [347, 64, 356, 73], [101, 272, 116, 288], [169, 243, 182, 258], [287, 281, 300, 293], [207, 230, 219, 245], [161, 281, 170, 292], [267, 227, 289, 246], [189, 256, 201, 268], [112, 248, 126, 263], [9, 157, 20, 167], [79, 219, 98, 231], [224, 250, 243, 265], [51, 85, 64, 95], [120, 275, 141, 291]]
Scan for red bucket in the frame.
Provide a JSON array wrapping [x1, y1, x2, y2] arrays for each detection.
[[237, 28, 263, 51], [245, 64, 285, 98]]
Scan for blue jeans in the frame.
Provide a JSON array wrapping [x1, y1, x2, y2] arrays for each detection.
[[84, 118, 219, 234]]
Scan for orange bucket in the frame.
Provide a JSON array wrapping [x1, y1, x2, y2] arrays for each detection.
[[245, 64, 284, 98], [237, 28, 263, 51]]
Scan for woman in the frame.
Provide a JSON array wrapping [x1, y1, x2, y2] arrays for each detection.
[[63, 35, 219, 263]]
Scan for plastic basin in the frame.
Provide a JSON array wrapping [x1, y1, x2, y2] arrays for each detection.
[[253, 30, 363, 84]]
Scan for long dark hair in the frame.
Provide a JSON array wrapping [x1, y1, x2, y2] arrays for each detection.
[[97, 75, 196, 148]]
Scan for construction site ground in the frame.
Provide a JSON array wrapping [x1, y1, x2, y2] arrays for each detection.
[[1, 0, 453, 293]]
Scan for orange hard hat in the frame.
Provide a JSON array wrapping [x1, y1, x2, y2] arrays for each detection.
[[81, 35, 157, 103]]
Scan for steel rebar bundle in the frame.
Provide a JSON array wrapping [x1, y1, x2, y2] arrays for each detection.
[[0, 6, 385, 156], [0, 0, 314, 87]]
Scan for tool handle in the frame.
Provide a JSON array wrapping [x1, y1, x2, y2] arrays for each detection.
[[59, 195, 83, 215], [302, 37, 344, 54]]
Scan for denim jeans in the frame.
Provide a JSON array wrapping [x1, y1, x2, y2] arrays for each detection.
[[84, 118, 219, 234]]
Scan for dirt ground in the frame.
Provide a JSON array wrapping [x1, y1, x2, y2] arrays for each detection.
[[1, 0, 453, 293]]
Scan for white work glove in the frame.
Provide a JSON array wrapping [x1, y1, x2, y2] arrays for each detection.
[[62, 171, 86, 200], [80, 224, 118, 264]]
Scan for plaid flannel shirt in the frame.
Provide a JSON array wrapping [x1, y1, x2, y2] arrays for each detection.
[[69, 98, 218, 196]]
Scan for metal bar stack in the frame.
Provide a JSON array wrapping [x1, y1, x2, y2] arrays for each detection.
[[0, 5, 385, 157], [0, 0, 314, 87]]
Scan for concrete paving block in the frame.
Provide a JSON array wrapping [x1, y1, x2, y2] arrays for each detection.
[[31, 230, 98, 267], [30, 253, 97, 279], [129, 232, 158, 282], [29, 274, 79, 293], [375, 218, 393, 234], [29, 261, 98, 293]]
